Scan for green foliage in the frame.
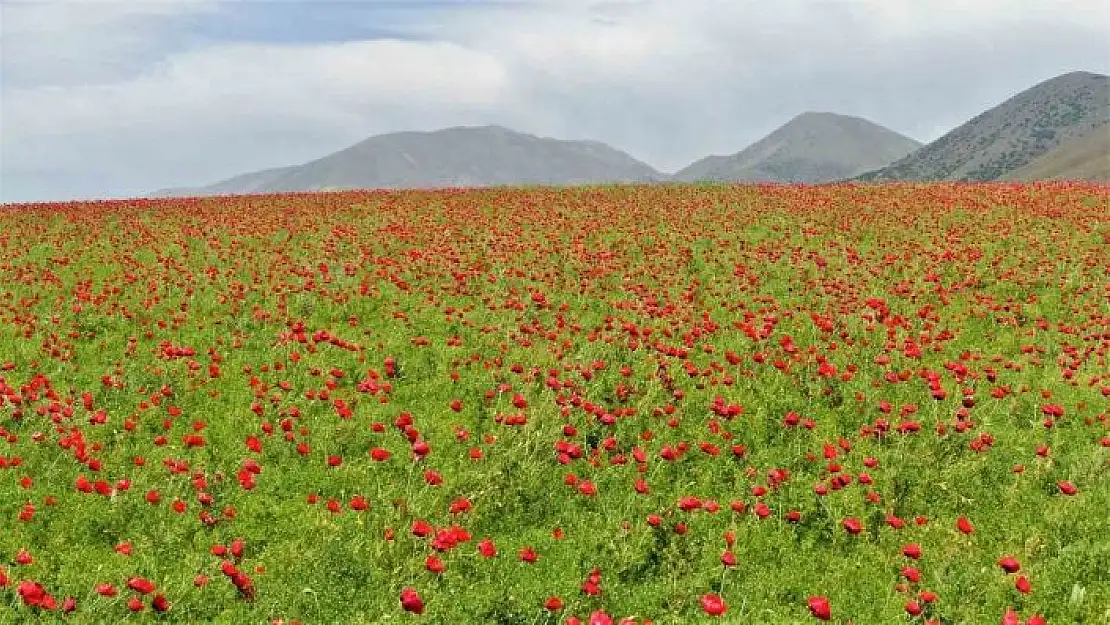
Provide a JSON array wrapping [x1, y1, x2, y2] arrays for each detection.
[[0, 184, 1108, 624]]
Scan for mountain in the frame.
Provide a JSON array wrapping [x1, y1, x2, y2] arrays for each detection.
[[153, 125, 664, 197], [673, 112, 921, 183], [152, 166, 299, 198], [858, 71, 1110, 181], [1002, 125, 1110, 181]]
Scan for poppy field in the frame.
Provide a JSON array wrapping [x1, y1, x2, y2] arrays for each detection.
[[1, 183, 1109, 624]]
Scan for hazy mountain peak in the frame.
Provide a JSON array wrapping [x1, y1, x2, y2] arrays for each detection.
[[154, 125, 664, 197], [792, 111, 854, 121], [674, 112, 920, 183]]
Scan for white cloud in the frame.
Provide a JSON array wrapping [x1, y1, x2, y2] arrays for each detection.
[[2, 0, 1109, 201], [3, 36, 514, 198], [9, 39, 510, 135], [1, 0, 218, 87]]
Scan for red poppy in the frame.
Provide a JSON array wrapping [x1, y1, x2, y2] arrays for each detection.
[[956, 516, 974, 535], [700, 593, 726, 616], [399, 587, 424, 614], [842, 517, 863, 535], [807, 596, 831, 621]]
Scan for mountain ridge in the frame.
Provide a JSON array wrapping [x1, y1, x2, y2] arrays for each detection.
[[856, 71, 1110, 181], [673, 111, 922, 183], [153, 71, 1110, 197], [153, 125, 666, 197]]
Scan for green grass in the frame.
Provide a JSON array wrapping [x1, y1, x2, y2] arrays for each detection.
[[0, 183, 1108, 624]]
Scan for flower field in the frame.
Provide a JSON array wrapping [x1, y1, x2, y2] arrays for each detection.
[[1, 183, 1108, 624]]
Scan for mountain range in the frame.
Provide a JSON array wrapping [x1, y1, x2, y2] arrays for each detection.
[[154, 70, 1110, 197]]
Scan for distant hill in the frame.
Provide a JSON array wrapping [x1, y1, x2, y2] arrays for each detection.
[[673, 112, 921, 183], [1003, 126, 1110, 181], [858, 71, 1110, 181], [153, 166, 299, 198], [153, 125, 664, 197]]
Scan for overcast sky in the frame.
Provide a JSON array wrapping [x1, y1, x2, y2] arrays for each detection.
[[2, 0, 1109, 203]]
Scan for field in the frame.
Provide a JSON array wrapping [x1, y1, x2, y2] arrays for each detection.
[[1, 183, 1108, 624]]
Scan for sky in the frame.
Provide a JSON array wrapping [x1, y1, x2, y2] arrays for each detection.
[[2, 0, 1109, 203]]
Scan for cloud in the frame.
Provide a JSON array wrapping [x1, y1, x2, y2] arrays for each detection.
[[1, 0, 218, 87], [10, 38, 510, 136], [3, 0, 1109, 202]]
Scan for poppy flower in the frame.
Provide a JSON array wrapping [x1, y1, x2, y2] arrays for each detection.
[[411, 520, 433, 537], [399, 587, 424, 614], [842, 517, 863, 535], [18, 580, 51, 608], [700, 593, 726, 616], [807, 595, 831, 621], [127, 577, 155, 595], [425, 555, 445, 574], [957, 516, 974, 535], [477, 538, 497, 558]]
